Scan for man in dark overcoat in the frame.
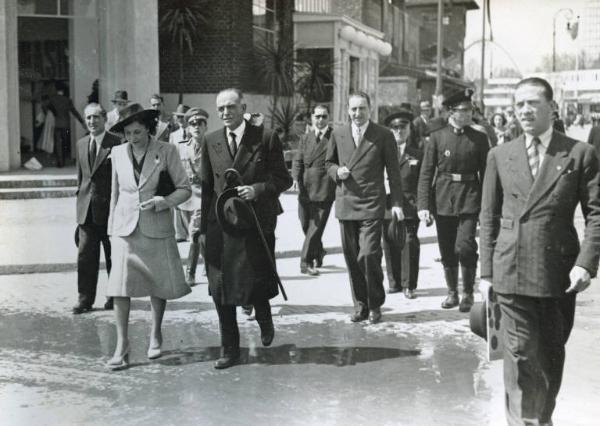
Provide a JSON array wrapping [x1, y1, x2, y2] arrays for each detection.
[[417, 89, 489, 312], [325, 91, 404, 324], [382, 109, 422, 299], [74, 103, 121, 314], [292, 104, 335, 276], [198, 88, 292, 369], [479, 77, 600, 425]]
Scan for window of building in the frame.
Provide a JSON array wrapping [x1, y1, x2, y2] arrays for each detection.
[[18, 0, 96, 18], [253, 0, 278, 47]]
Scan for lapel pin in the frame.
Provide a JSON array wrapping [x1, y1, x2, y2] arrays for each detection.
[[154, 155, 160, 165], [444, 150, 451, 157], [557, 166, 562, 171]]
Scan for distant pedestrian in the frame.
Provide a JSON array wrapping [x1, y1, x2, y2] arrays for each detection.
[[105, 90, 131, 131], [490, 112, 510, 145], [382, 109, 422, 299], [48, 81, 86, 167], [504, 106, 523, 140], [417, 89, 489, 313], [413, 100, 433, 147], [479, 77, 600, 425], [149, 94, 172, 142], [169, 104, 190, 145], [197, 88, 292, 369], [105, 103, 191, 370], [73, 103, 121, 314], [292, 104, 335, 276], [325, 92, 405, 324]]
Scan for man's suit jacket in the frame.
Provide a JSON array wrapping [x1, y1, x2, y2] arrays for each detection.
[[76, 132, 121, 225], [392, 145, 422, 219], [413, 115, 430, 142], [325, 121, 403, 220], [156, 120, 171, 143], [479, 131, 600, 297], [199, 121, 292, 304], [587, 125, 600, 159], [292, 127, 335, 203], [107, 138, 191, 238]]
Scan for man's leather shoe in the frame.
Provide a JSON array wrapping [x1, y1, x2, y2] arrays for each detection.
[[72, 303, 93, 315], [459, 293, 474, 312], [387, 287, 401, 294], [315, 250, 326, 267], [104, 298, 114, 310], [214, 353, 240, 369], [403, 289, 416, 299], [350, 310, 368, 322], [258, 319, 275, 347], [441, 292, 459, 309], [300, 263, 319, 276], [242, 305, 253, 316], [369, 309, 382, 324]]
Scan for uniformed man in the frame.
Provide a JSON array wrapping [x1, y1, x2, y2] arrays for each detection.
[[417, 89, 489, 312], [383, 109, 422, 299]]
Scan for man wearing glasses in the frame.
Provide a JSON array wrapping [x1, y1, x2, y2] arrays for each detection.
[[292, 104, 335, 276], [417, 89, 489, 313]]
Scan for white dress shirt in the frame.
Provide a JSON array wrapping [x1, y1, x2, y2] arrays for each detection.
[[228, 120, 246, 152], [351, 121, 369, 146], [90, 131, 106, 156]]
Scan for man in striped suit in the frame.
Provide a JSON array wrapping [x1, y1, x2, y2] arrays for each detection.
[[479, 77, 600, 426]]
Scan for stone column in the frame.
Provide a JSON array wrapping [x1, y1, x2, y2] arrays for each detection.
[[98, 0, 159, 108], [0, 0, 21, 171]]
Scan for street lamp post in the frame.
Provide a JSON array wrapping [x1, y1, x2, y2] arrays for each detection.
[[552, 8, 574, 72]]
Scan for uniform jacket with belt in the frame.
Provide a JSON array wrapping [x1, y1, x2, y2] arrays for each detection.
[[199, 121, 292, 304], [417, 124, 489, 216], [107, 138, 191, 238], [479, 131, 600, 297], [325, 121, 404, 221], [292, 127, 335, 203], [76, 132, 121, 225]]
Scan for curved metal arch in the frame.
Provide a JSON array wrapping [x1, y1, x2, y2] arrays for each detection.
[[464, 39, 523, 77]]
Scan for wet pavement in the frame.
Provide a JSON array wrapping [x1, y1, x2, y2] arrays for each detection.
[[1, 242, 599, 426]]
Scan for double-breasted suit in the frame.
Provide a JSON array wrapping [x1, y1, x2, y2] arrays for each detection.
[[199, 121, 292, 354], [292, 127, 335, 268], [383, 145, 422, 292], [75, 132, 120, 308], [325, 121, 403, 314], [480, 131, 600, 423]]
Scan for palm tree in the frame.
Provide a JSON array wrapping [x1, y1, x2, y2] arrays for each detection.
[[159, 0, 210, 104], [295, 54, 336, 115]]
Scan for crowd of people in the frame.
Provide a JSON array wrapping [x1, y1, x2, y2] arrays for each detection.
[[70, 77, 600, 425]]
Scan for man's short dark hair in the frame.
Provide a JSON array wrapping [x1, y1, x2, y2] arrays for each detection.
[[150, 93, 163, 103], [84, 102, 107, 119], [515, 77, 554, 101], [312, 104, 330, 114], [349, 91, 371, 108]]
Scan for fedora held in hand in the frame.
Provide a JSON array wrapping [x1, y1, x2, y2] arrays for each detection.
[[216, 187, 256, 236]]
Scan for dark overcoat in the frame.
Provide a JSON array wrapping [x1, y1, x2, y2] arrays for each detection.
[[199, 122, 292, 305], [391, 145, 422, 219]]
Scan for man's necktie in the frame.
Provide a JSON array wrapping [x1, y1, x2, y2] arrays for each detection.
[[528, 137, 540, 177], [89, 137, 97, 168], [353, 128, 361, 146], [229, 132, 237, 157], [316, 131, 322, 143]]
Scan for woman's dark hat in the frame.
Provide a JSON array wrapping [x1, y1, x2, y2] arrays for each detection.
[[109, 103, 160, 134], [469, 300, 487, 340], [386, 216, 406, 249], [216, 187, 256, 236]]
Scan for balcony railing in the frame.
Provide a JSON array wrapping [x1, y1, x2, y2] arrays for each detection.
[[295, 0, 331, 14]]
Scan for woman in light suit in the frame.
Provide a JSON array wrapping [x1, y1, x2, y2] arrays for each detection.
[[106, 103, 191, 370]]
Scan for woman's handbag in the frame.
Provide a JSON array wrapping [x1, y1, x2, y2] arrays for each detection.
[[155, 169, 176, 196]]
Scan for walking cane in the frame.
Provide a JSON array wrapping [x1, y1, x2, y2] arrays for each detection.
[[224, 168, 288, 301]]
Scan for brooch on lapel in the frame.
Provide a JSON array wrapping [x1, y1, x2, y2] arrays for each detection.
[[154, 155, 161, 165], [444, 150, 451, 157]]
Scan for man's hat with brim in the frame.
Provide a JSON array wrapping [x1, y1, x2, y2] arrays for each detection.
[[111, 90, 130, 103], [385, 110, 414, 127], [216, 187, 257, 236], [385, 216, 406, 249], [442, 88, 475, 109], [109, 103, 160, 134], [173, 104, 190, 117], [185, 107, 209, 123], [469, 300, 487, 340]]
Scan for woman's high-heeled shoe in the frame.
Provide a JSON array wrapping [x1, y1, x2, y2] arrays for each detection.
[[107, 345, 130, 371], [147, 338, 162, 360]]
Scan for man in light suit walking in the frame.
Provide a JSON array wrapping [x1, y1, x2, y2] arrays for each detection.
[[325, 92, 404, 324], [74, 103, 121, 314], [479, 77, 600, 425]]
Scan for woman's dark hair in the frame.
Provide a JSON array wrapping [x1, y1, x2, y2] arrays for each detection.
[[490, 112, 507, 128], [125, 115, 158, 136]]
